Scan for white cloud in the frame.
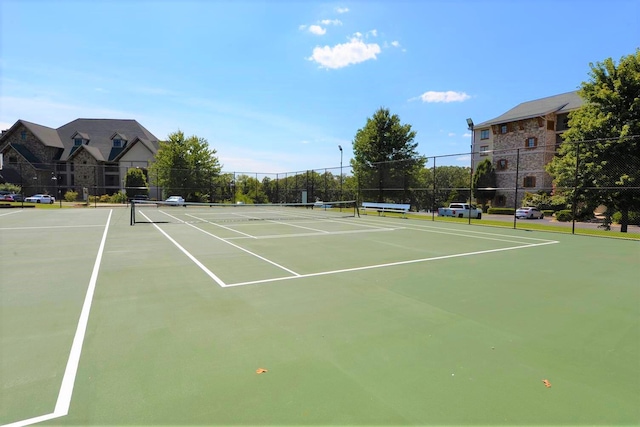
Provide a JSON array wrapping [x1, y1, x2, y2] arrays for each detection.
[[308, 36, 382, 69], [418, 91, 471, 103], [336, 7, 349, 14], [308, 25, 326, 35], [463, 132, 472, 138], [391, 41, 400, 48], [299, 24, 307, 30], [320, 19, 342, 26], [448, 132, 456, 137]]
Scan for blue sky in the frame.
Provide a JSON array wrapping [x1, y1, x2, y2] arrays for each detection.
[[1, 0, 638, 174]]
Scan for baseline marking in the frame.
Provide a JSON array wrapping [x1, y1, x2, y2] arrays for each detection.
[[1, 210, 113, 427]]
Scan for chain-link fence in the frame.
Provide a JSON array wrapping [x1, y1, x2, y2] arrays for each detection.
[[2, 137, 638, 235]]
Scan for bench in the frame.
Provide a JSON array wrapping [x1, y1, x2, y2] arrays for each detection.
[[361, 202, 410, 218]]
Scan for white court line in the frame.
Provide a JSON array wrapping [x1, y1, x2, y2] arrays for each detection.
[[153, 210, 301, 278], [1, 210, 113, 427], [185, 213, 257, 238], [0, 225, 105, 231], [225, 227, 399, 240], [138, 211, 227, 286], [0, 210, 23, 217], [225, 240, 559, 287], [358, 216, 558, 243]]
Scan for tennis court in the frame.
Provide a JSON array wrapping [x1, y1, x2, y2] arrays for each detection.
[[1, 205, 639, 426]]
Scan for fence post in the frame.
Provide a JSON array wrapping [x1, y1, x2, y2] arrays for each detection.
[[571, 141, 580, 234], [513, 148, 520, 229], [432, 156, 436, 221]]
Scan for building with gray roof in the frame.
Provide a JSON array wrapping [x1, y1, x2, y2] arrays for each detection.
[[0, 118, 160, 198], [471, 91, 584, 208]]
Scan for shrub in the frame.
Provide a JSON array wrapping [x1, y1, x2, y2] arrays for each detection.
[[612, 211, 640, 225], [555, 210, 573, 222], [64, 190, 78, 202], [487, 208, 515, 215], [109, 192, 127, 203], [542, 210, 554, 217]]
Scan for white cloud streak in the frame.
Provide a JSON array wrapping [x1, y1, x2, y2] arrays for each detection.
[[418, 91, 471, 103], [308, 36, 381, 69], [336, 7, 349, 14]]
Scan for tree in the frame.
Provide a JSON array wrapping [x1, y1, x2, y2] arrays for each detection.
[[472, 159, 497, 210], [547, 50, 640, 232], [124, 167, 148, 199], [352, 107, 425, 203], [148, 131, 222, 202]]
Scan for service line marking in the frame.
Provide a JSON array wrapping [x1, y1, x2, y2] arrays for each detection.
[[224, 240, 559, 288]]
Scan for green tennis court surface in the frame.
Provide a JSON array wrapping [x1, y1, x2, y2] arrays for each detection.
[[1, 206, 638, 426]]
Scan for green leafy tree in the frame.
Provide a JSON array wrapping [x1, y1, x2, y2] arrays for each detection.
[[149, 131, 222, 202], [472, 159, 497, 210], [352, 108, 425, 203], [124, 167, 148, 199], [547, 50, 640, 232]]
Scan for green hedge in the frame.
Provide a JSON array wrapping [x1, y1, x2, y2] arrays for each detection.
[[612, 211, 640, 225], [487, 208, 515, 215], [555, 210, 573, 222]]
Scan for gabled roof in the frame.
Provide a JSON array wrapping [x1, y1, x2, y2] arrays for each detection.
[[67, 144, 106, 162], [1, 120, 65, 148], [476, 91, 584, 127], [57, 119, 159, 161], [110, 136, 158, 162]]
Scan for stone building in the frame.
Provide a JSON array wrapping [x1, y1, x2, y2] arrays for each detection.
[[471, 91, 583, 207], [0, 119, 159, 199]]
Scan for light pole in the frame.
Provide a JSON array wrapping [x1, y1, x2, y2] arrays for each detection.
[[466, 118, 474, 225], [338, 145, 343, 209], [51, 172, 61, 207]]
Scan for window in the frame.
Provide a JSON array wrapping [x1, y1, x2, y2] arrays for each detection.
[[480, 145, 489, 156], [497, 159, 508, 170], [74, 138, 83, 146], [9, 156, 17, 165], [500, 125, 508, 134], [480, 129, 490, 140], [496, 195, 506, 207], [525, 137, 538, 148], [20, 131, 27, 140], [113, 138, 122, 147], [523, 176, 536, 188]]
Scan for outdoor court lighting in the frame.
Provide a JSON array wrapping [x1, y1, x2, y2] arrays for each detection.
[[51, 172, 61, 207], [338, 145, 343, 208], [467, 118, 474, 225]]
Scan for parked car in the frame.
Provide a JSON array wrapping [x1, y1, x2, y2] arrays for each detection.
[[25, 194, 55, 204], [515, 207, 544, 219], [164, 195, 185, 206], [2, 193, 24, 202]]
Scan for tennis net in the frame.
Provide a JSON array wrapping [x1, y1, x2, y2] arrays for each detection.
[[130, 200, 359, 225]]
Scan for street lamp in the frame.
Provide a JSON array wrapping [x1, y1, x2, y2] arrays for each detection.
[[338, 145, 343, 209], [467, 118, 474, 225], [51, 172, 61, 207]]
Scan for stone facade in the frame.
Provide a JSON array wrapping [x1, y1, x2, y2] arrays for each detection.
[[0, 119, 159, 197], [490, 115, 558, 207]]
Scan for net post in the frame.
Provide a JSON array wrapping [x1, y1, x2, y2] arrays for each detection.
[[130, 200, 135, 225]]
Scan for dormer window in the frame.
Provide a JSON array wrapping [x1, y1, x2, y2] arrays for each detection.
[[74, 138, 83, 146], [110, 132, 127, 148]]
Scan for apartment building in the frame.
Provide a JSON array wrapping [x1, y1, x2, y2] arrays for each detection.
[[471, 91, 583, 207], [0, 119, 159, 198]]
